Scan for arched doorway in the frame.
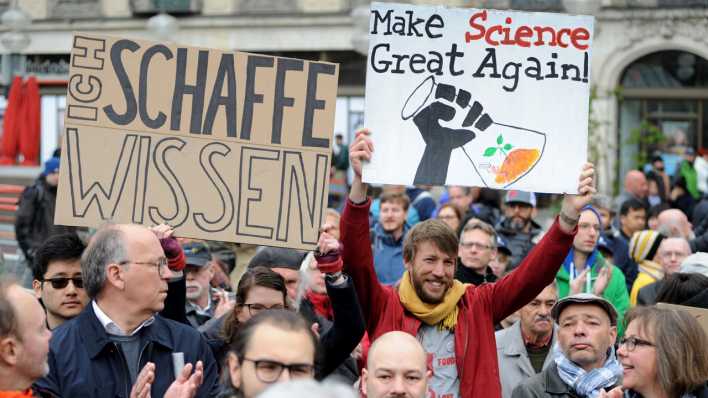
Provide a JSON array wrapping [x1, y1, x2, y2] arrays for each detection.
[[618, 50, 708, 181]]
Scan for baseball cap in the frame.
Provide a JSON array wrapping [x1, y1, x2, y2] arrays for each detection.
[[504, 190, 537, 207], [248, 246, 306, 271], [551, 293, 618, 326], [182, 241, 212, 267], [496, 235, 512, 256], [596, 235, 614, 256]]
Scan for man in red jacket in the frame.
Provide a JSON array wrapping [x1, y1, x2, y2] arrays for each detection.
[[334, 128, 595, 398]]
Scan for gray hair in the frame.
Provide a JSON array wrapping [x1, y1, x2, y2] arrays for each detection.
[[81, 226, 127, 298], [257, 380, 357, 398], [461, 219, 498, 250], [591, 194, 613, 212]]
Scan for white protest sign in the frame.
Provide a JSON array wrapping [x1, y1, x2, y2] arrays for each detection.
[[362, 2, 594, 193]]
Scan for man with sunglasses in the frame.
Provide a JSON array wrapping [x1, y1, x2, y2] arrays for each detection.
[[31, 233, 88, 330], [33, 223, 219, 398]]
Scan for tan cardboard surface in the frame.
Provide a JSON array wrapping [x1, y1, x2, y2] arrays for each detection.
[[56, 33, 338, 250]]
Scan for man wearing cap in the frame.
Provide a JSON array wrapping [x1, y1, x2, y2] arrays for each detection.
[[15, 155, 77, 271], [555, 206, 629, 336], [183, 242, 233, 328], [512, 294, 621, 398], [496, 190, 542, 269]]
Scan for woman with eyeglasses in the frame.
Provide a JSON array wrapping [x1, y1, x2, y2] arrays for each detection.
[[201, 266, 288, 366], [436, 203, 463, 234], [601, 306, 708, 398]]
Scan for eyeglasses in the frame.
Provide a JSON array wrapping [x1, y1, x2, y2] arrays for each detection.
[[242, 358, 314, 383], [118, 258, 172, 278], [437, 215, 458, 221], [42, 277, 84, 289], [619, 336, 655, 352], [242, 303, 285, 316], [460, 241, 492, 250]]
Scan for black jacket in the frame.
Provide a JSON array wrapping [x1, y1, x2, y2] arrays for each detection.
[[455, 263, 498, 286], [33, 303, 220, 398], [496, 218, 542, 270], [14, 177, 76, 263], [201, 275, 365, 382], [637, 281, 663, 306]]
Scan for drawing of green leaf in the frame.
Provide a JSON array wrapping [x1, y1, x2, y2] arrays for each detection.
[[497, 135, 503, 145], [504, 144, 512, 151], [483, 147, 497, 157]]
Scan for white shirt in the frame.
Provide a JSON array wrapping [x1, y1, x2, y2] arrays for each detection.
[[92, 301, 155, 336]]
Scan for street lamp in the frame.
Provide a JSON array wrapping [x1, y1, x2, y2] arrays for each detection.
[[0, 3, 31, 87]]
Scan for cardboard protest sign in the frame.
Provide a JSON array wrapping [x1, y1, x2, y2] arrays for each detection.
[[55, 33, 338, 250], [656, 303, 708, 337], [362, 2, 594, 193]]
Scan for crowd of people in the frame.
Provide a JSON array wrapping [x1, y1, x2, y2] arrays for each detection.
[[1, 128, 707, 398]]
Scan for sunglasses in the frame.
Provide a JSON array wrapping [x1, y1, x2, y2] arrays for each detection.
[[42, 277, 84, 289]]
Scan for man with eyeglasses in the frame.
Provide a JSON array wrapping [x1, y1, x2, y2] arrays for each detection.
[[226, 310, 318, 398], [512, 293, 621, 398], [33, 223, 219, 398], [555, 206, 630, 337], [31, 233, 88, 330], [636, 237, 691, 305], [496, 191, 543, 270], [456, 219, 499, 285]]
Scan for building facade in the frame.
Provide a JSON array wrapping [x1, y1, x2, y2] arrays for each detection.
[[0, 0, 706, 194]]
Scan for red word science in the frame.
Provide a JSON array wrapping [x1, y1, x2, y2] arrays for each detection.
[[465, 10, 590, 51]]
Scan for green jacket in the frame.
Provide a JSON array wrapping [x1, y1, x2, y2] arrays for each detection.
[[680, 160, 701, 200], [556, 252, 630, 337]]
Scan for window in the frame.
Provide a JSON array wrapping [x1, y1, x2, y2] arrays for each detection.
[[618, 51, 708, 180]]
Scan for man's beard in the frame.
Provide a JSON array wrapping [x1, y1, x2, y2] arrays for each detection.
[[509, 217, 529, 231], [412, 274, 449, 304]]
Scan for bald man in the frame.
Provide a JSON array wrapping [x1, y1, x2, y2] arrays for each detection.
[[624, 170, 649, 200], [362, 331, 431, 398], [0, 280, 52, 395], [657, 209, 694, 240]]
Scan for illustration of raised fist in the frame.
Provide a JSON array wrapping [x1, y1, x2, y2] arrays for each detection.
[[402, 76, 546, 188]]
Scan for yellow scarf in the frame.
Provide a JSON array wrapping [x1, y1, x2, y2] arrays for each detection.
[[398, 270, 468, 331]]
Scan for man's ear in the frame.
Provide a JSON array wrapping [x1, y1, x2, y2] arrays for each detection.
[[105, 263, 126, 290], [609, 325, 618, 346], [227, 352, 241, 389], [490, 248, 498, 262], [0, 336, 19, 367], [360, 368, 368, 396], [32, 279, 42, 299]]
